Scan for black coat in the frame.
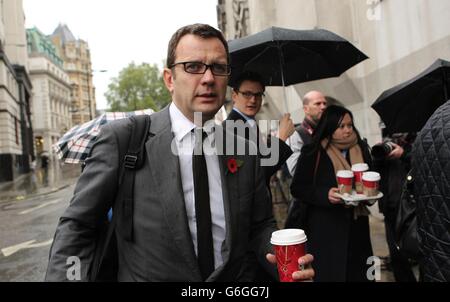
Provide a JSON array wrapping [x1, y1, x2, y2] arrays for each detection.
[[373, 142, 412, 214], [291, 142, 374, 282], [224, 109, 293, 281], [413, 100, 450, 282], [224, 109, 293, 186]]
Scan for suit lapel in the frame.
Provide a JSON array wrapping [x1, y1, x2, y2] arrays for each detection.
[[226, 109, 260, 148], [145, 107, 201, 278], [227, 109, 245, 123]]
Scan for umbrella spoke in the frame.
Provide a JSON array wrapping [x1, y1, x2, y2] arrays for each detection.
[[243, 44, 277, 71]]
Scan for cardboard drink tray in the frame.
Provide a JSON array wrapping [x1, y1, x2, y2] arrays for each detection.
[[335, 191, 383, 206]]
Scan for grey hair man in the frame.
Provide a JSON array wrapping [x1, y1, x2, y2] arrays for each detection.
[[286, 90, 327, 176]]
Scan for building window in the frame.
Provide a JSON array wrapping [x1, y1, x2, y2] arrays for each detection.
[[15, 117, 19, 145], [233, 0, 249, 39]]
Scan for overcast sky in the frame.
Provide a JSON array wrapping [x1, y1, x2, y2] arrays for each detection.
[[23, 0, 219, 110]]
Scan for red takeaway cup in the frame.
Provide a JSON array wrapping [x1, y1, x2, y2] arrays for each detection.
[[270, 229, 308, 282], [352, 163, 369, 194], [336, 170, 354, 194], [362, 171, 381, 197]]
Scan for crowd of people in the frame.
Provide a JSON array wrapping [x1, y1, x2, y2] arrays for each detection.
[[44, 23, 448, 282]]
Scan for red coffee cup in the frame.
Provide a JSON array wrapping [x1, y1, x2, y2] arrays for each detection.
[[270, 229, 307, 282], [336, 170, 354, 194], [352, 163, 369, 194], [362, 171, 381, 197]]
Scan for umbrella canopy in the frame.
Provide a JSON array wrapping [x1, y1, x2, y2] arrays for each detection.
[[371, 59, 450, 134], [53, 109, 154, 164], [228, 26, 368, 88]]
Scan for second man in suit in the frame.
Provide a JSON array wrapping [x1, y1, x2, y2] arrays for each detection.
[[225, 71, 295, 186]]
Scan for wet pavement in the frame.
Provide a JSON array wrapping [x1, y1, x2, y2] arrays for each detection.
[[0, 161, 81, 202], [0, 161, 81, 281], [0, 184, 77, 281]]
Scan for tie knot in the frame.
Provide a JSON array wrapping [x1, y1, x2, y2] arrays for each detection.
[[247, 119, 256, 128], [193, 128, 207, 155], [192, 127, 207, 140]]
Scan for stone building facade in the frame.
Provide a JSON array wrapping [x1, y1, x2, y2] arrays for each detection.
[[50, 24, 96, 126], [217, 0, 450, 144], [0, 0, 33, 181], [27, 27, 72, 157]]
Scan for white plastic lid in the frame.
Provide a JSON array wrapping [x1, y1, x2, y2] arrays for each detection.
[[336, 170, 354, 178], [270, 229, 307, 246], [362, 171, 381, 182], [351, 163, 369, 172]]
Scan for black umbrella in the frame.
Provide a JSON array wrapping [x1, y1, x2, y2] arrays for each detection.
[[228, 26, 368, 111], [229, 27, 368, 86], [371, 59, 450, 134]]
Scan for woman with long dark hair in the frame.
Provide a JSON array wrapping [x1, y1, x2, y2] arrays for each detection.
[[290, 105, 374, 282]]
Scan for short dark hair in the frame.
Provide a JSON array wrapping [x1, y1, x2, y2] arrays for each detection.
[[232, 71, 265, 92], [166, 24, 229, 68]]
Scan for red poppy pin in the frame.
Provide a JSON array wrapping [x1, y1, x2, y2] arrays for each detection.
[[227, 158, 244, 174]]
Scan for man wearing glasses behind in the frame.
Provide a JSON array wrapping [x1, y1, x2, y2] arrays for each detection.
[[46, 24, 313, 282], [226, 71, 295, 187], [225, 72, 296, 281]]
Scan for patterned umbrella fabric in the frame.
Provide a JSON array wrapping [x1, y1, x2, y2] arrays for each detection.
[[53, 109, 154, 164]]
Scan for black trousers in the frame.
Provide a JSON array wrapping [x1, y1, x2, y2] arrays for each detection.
[[384, 209, 417, 282]]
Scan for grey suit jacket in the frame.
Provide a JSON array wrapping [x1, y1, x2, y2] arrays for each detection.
[[45, 106, 278, 281]]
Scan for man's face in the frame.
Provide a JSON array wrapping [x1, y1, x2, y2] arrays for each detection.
[[163, 34, 228, 123], [231, 80, 264, 118], [304, 93, 327, 123]]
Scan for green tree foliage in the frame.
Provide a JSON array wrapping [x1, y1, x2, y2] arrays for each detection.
[[105, 62, 171, 111]]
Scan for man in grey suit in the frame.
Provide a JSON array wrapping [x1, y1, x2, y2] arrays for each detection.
[[45, 24, 314, 282]]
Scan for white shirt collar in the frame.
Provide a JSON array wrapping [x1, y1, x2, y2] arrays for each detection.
[[170, 102, 216, 142], [170, 102, 196, 142], [232, 108, 256, 127]]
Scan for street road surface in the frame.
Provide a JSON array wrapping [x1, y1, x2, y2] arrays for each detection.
[[0, 185, 75, 281]]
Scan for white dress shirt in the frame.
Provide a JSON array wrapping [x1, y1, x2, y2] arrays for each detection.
[[286, 130, 304, 176], [231, 108, 260, 145], [169, 103, 226, 269], [232, 108, 256, 127]]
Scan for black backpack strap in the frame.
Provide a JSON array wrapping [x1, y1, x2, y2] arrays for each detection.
[[118, 115, 151, 241], [90, 114, 151, 281], [91, 201, 120, 281]]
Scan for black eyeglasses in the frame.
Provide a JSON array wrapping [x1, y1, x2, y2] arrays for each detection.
[[236, 90, 265, 100], [170, 61, 231, 76]]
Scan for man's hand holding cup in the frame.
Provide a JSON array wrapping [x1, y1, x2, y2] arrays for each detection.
[[267, 229, 315, 282]]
